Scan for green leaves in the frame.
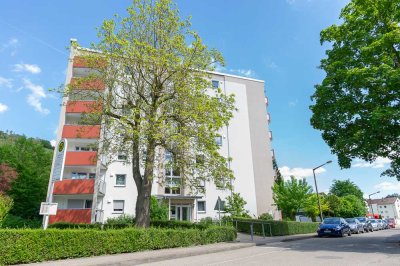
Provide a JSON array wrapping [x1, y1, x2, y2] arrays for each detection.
[[311, 0, 400, 179]]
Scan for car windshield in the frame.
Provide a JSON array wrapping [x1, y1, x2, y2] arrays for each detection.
[[345, 218, 356, 223], [356, 217, 366, 222], [370, 220, 376, 223], [323, 218, 340, 224]]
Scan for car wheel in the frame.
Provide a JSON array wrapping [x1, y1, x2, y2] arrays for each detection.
[[348, 230, 351, 236], [340, 230, 345, 237]]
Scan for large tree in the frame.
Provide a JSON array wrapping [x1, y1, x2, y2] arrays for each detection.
[[69, 0, 235, 227], [329, 179, 364, 201], [272, 177, 313, 220], [310, 0, 400, 180]]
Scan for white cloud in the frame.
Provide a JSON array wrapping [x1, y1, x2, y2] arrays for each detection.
[[374, 182, 400, 191], [23, 78, 50, 114], [0, 103, 8, 113], [13, 63, 41, 74], [50, 139, 56, 147], [353, 157, 391, 169], [0, 76, 13, 88], [214, 65, 257, 78], [0, 38, 19, 56], [288, 99, 298, 107], [279, 166, 326, 181], [286, 0, 296, 4]]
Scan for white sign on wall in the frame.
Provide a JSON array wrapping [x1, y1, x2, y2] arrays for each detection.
[[39, 202, 58, 215], [52, 139, 67, 181]]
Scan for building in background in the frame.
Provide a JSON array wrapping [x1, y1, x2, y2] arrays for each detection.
[[44, 40, 276, 225], [367, 197, 400, 223]]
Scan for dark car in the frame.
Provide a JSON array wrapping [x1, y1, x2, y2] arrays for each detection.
[[317, 217, 351, 237], [345, 218, 364, 234], [355, 217, 370, 233], [364, 219, 374, 232]]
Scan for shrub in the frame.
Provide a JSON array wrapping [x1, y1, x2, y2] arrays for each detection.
[[0, 226, 236, 265], [150, 220, 209, 230], [233, 217, 319, 236], [150, 196, 168, 220], [199, 217, 214, 226], [0, 195, 13, 226], [258, 213, 273, 221], [0, 215, 42, 229]]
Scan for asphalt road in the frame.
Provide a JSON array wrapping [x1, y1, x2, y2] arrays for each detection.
[[141, 228, 400, 266]]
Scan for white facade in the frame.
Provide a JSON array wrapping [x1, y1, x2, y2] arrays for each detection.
[[368, 197, 400, 223], [45, 40, 276, 225]]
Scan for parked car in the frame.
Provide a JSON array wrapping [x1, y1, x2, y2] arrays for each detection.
[[317, 217, 351, 237], [377, 219, 384, 230], [382, 220, 389, 229], [355, 217, 369, 233], [387, 218, 396, 229], [369, 219, 380, 231], [345, 218, 364, 234], [364, 219, 374, 232]]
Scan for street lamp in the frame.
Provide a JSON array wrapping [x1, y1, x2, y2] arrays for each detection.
[[368, 191, 380, 217], [313, 160, 332, 222]]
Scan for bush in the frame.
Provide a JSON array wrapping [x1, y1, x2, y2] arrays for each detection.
[[199, 217, 214, 226], [258, 213, 273, 221], [0, 215, 42, 229], [0, 226, 236, 265], [150, 220, 209, 230], [150, 196, 168, 220], [233, 217, 319, 236]]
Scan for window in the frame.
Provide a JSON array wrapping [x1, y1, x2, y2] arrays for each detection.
[[212, 80, 219, 88], [67, 199, 84, 209], [113, 200, 124, 213], [117, 152, 127, 161], [85, 200, 93, 209], [116, 174, 126, 186], [72, 172, 87, 179], [384, 206, 387, 208], [165, 187, 181, 194], [215, 136, 222, 146], [75, 146, 90, 151], [89, 173, 96, 179], [197, 201, 206, 212]]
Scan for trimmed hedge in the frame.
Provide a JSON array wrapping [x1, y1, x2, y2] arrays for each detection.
[[0, 226, 236, 265], [48, 220, 211, 230], [233, 217, 319, 236]]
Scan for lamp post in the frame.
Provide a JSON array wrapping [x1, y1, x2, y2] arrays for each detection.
[[313, 160, 332, 222], [368, 191, 380, 217]]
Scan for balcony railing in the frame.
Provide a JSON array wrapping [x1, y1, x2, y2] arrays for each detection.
[[62, 125, 100, 139], [53, 179, 95, 195], [65, 151, 97, 166], [66, 101, 102, 113], [49, 209, 91, 224], [73, 56, 106, 69], [98, 180, 106, 195]]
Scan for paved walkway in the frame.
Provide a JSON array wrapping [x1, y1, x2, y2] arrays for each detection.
[[17, 233, 316, 266]]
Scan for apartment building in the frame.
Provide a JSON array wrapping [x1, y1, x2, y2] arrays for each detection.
[[367, 197, 400, 223], [43, 40, 276, 225]]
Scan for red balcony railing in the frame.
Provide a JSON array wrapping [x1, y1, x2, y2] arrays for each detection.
[[53, 179, 95, 195], [73, 56, 106, 69], [66, 101, 102, 113], [49, 209, 91, 224], [65, 151, 97, 166], [62, 125, 100, 139], [70, 77, 105, 90]]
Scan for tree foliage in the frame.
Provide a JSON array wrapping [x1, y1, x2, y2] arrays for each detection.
[[310, 0, 400, 179], [225, 192, 250, 218], [68, 0, 235, 227], [329, 179, 363, 201], [385, 193, 400, 199], [272, 177, 313, 220], [0, 132, 52, 219], [0, 194, 13, 226], [303, 193, 329, 222]]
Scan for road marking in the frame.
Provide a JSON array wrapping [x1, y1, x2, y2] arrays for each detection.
[[203, 247, 288, 266]]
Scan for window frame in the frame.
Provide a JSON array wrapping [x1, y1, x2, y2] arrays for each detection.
[[115, 174, 127, 187], [197, 201, 206, 212], [113, 200, 125, 213]]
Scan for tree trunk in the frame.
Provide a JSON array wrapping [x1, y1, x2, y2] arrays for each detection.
[[135, 181, 152, 228]]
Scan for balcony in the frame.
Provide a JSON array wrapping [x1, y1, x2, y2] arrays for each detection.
[[264, 97, 269, 107], [66, 101, 102, 113], [267, 113, 271, 124], [70, 77, 105, 90], [49, 209, 91, 224], [73, 56, 106, 69], [53, 179, 95, 195], [62, 125, 100, 139], [269, 130, 273, 141], [65, 151, 97, 166]]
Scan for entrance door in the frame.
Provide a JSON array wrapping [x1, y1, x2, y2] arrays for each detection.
[[171, 205, 192, 221]]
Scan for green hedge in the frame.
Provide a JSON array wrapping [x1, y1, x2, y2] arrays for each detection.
[[0, 226, 236, 265], [48, 220, 211, 230], [233, 217, 319, 236]]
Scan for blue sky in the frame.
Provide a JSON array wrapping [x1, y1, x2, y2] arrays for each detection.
[[0, 0, 398, 199]]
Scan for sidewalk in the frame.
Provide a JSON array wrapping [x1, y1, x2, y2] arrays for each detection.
[[17, 233, 316, 266]]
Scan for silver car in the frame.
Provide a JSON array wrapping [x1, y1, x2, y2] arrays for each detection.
[[369, 219, 380, 231], [345, 218, 364, 234]]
